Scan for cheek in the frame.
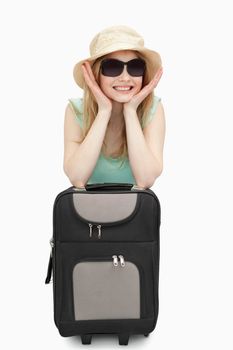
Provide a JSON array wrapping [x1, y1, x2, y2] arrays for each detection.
[[99, 77, 114, 96], [133, 78, 143, 93], [99, 77, 105, 91]]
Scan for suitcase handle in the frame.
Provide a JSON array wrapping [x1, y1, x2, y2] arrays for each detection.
[[73, 183, 145, 192]]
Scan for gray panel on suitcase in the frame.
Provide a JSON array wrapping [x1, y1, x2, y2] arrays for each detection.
[[73, 260, 140, 320], [72, 193, 138, 222]]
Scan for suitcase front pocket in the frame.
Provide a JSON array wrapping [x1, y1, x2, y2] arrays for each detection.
[[72, 256, 144, 321]]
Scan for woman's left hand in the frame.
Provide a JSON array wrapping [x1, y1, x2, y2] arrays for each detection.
[[123, 66, 163, 113]]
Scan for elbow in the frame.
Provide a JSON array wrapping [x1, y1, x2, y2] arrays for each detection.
[[149, 166, 163, 187], [71, 180, 86, 188], [63, 162, 86, 188], [68, 174, 87, 188], [63, 162, 69, 177], [136, 166, 163, 189]]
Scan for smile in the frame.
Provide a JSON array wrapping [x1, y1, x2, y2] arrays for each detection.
[[113, 86, 133, 91]]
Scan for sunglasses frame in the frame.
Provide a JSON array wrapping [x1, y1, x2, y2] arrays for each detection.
[[100, 58, 146, 77]]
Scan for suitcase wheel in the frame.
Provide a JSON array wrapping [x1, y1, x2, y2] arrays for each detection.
[[118, 333, 130, 345], [144, 333, 150, 337], [80, 334, 92, 344]]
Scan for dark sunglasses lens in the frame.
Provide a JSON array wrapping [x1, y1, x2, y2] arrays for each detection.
[[128, 59, 145, 76], [101, 59, 123, 76]]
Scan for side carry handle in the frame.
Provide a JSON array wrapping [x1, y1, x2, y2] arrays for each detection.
[[45, 238, 54, 284], [45, 254, 52, 284]]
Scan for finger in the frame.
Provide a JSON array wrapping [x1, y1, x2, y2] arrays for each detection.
[[82, 63, 94, 83], [81, 65, 105, 100], [152, 67, 163, 81], [83, 61, 97, 84], [131, 67, 163, 105], [83, 63, 103, 96], [142, 79, 157, 93], [153, 68, 163, 83], [153, 69, 163, 83], [82, 64, 100, 91], [156, 66, 163, 75], [133, 86, 152, 102], [146, 70, 163, 90], [137, 78, 158, 100], [81, 65, 93, 87]]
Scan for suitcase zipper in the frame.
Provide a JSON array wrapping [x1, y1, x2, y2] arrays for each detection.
[[88, 223, 102, 239], [88, 223, 93, 237], [72, 255, 125, 268], [50, 237, 54, 252], [112, 255, 119, 267], [113, 255, 125, 267], [118, 255, 125, 267], [97, 224, 102, 239]]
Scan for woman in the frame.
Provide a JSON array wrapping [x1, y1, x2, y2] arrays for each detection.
[[63, 25, 165, 189]]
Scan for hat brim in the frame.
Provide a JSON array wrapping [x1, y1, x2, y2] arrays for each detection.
[[73, 46, 162, 89]]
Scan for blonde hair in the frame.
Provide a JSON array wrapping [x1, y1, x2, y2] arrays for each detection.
[[80, 50, 156, 169]]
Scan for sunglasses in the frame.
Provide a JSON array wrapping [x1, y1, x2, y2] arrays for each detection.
[[100, 58, 146, 77]]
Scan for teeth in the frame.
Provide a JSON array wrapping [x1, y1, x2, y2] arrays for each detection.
[[114, 86, 132, 91]]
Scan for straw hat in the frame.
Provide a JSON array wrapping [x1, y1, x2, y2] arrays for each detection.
[[73, 25, 162, 89]]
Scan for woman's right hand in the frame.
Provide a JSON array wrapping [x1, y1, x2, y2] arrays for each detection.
[[81, 61, 112, 114]]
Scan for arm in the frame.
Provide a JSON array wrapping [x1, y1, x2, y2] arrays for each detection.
[[63, 103, 111, 187], [124, 101, 165, 188]]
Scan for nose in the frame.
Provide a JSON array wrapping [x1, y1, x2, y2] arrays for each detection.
[[119, 64, 131, 80]]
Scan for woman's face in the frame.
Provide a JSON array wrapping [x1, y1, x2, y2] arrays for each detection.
[[99, 50, 143, 103]]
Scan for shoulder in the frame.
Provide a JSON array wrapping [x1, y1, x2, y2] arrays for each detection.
[[67, 97, 83, 115], [151, 95, 162, 112], [148, 94, 165, 123], [67, 97, 84, 128], [143, 94, 165, 134], [141, 94, 163, 129]]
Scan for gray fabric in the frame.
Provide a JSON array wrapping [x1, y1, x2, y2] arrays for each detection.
[[73, 261, 140, 320], [72, 193, 137, 223]]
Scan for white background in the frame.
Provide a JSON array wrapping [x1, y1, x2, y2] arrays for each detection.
[[0, 0, 232, 348]]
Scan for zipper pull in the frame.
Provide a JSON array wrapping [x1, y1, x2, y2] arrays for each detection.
[[118, 255, 125, 267], [112, 255, 119, 267], [50, 238, 54, 254], [88, 223, 93, 238], [97, 224, 102, 239]]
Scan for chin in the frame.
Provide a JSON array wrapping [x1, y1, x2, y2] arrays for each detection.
[[112, 95, 133, 103], [108, 91, 136, 103]]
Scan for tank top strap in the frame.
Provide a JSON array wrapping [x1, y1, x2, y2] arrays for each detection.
[[68, 97, 83, 128], [141, 95, 161, 129]]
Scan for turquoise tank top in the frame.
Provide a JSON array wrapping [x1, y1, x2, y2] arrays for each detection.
[[68, 95, 161, 185]]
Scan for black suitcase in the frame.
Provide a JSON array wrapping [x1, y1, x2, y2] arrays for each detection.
[[45, 183, 161, 345]]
